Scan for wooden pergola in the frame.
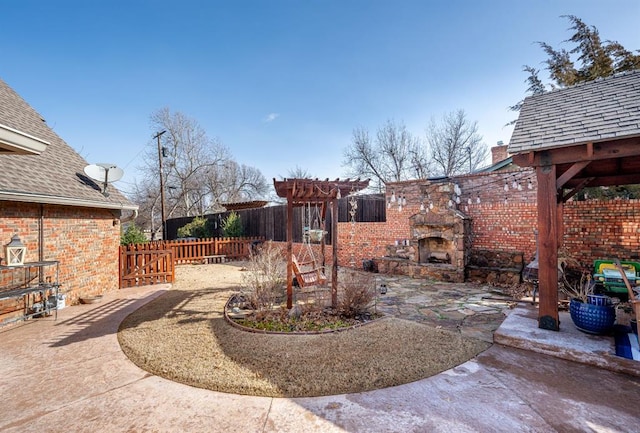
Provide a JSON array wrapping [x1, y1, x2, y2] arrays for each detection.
[[221, 200, 268, 211], [273, 178, 369, 309], [509, 70, 640, 331]]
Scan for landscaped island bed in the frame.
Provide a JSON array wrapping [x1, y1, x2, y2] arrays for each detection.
[[118, 263, 490, 397]]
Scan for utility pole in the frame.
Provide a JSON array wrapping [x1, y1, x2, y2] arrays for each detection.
[[154, 130, 167, 240]]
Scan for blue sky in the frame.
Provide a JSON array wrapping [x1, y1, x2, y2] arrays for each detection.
[[2, 1, 639, 197]]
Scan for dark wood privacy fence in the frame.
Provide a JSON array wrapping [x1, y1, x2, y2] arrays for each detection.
[[119, 237, 263, 288], [165, 194, 385, 242]]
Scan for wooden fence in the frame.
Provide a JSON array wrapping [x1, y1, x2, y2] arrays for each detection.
[[165, 194, 385, 241], [165, 237, 263, 264], [119, 243, 175, 288], [119, 237, 263, 288]]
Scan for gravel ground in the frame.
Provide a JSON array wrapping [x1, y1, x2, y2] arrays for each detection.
[[118, 263, 490, 397]]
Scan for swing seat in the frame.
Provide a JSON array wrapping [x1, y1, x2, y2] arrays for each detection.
[[292, 254, 327, 287]]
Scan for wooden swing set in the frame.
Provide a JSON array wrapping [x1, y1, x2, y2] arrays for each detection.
[[273, 177, 369, 309], [291, 201, 327, 287]]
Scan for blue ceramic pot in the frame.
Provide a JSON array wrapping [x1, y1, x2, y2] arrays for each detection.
[[569, 298, 616, 335]]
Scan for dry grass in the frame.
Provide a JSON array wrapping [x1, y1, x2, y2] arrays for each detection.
[[118, 264, 490, 397]]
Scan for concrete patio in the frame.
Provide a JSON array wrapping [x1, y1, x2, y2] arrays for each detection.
[[1, 280, 638, 432]]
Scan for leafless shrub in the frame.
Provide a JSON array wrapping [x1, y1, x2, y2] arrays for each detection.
[[242, 241, 286, 311], [561, 272, 595, 303], [338, 270, 376, 318]]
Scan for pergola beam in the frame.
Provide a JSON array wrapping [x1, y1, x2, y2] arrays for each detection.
[[556, 161, 591, 190], [512, 136, 640, 167], [561, 177, 595, 203]]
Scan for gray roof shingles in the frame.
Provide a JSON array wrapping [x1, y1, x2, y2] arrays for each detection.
[[508, 70, 640, 154], [0, 78, 136, 210]]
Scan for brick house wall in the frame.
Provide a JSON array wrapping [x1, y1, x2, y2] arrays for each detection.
[[1, 201, 121, 323]]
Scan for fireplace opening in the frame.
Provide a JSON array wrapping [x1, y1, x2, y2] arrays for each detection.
[[419, 237, 453, 264]]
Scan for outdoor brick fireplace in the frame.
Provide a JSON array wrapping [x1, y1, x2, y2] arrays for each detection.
[[377, 182, 471, 282]]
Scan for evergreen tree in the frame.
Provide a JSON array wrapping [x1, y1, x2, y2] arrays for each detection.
[[121, 224, 148, 245], [222, 211, 243, 238], [511, 15, 640, 114], [177, 216, 211, 238]]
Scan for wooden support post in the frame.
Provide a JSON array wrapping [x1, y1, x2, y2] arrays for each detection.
[[286, 190, 293, 309], [537, 163, 560, 331], [557, 199, 564, 250], [321, 200, 328, 268], [331, 198, 339, 308]]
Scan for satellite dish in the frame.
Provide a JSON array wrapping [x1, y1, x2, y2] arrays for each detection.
[[84, 163, 124, 196]]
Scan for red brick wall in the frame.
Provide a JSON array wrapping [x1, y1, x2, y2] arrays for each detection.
[[465, 202, 538, 260], [335, 171, 540, 267], [337, 170, 640, 271], [564, 199, 640, 266], [1, 201, 121, 322]]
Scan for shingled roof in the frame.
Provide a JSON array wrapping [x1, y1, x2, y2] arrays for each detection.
[[508, 70, 640, 154], [0, 78, 136, 211]]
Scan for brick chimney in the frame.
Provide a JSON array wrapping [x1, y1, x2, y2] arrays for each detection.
[[491, 141, 509, 164]]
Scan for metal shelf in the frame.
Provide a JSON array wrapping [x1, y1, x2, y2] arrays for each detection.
[[0, 261, 60, 326]]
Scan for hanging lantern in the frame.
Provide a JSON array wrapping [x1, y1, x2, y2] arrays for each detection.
[[4, 235, 27, 266], [527, 179, 533, 190], [390, 190, 396, 203], [504, 182, 509, 192], [476, 195, 481, 204]]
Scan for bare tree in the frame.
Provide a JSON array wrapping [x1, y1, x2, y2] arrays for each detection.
[[130, 178, 161, 239], [135, 108, 268, 231], [409, 145, 432, 180], [205, 161, 269, 210], [286, 165, 314, 179], [343, 120, 424, 190], [426, 110, 488, 176], [139, 108, 231, 218]]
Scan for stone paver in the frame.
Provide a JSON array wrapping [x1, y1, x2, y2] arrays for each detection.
[[372, 274, 515, 342]]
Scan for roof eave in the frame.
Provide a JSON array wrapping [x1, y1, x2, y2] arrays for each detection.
[[0, 190, 138, 212], [0, 123, 50, 155]]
